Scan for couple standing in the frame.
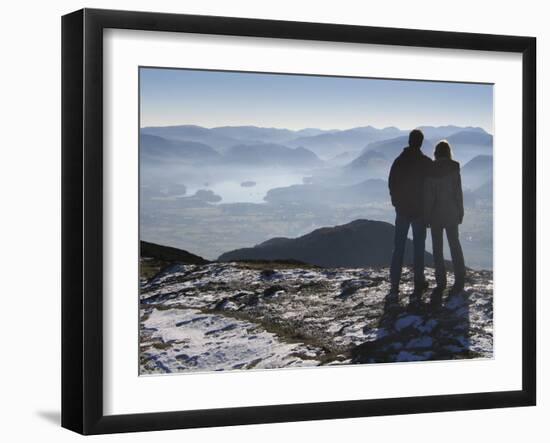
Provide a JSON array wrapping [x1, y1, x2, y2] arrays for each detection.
[[388, 129, 465, 302]]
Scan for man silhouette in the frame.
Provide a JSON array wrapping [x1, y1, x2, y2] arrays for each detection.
[[388, 129, 433, 298]]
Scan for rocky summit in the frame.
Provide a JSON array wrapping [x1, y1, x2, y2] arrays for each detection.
[[139, 261, 493, 374]]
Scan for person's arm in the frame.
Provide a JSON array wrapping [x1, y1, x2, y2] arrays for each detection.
[[388, 159, 398, 207], [456, 170, 464, 224]]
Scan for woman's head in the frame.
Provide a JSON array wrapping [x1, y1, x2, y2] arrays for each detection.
[[434, 140, 453, 160]]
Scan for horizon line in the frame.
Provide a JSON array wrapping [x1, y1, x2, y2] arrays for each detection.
[[139, 123, 493, 135]]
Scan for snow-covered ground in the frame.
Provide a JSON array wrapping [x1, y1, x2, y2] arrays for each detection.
[[140, 262, 493, 374]]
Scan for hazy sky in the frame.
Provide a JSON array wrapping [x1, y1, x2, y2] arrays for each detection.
[[140, 67, 493, 133]]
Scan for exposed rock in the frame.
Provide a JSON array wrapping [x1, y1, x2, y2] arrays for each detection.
[[140, 262, 493, 374]]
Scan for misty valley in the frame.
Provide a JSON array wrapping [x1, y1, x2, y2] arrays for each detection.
[[140, 124, 493, 269]]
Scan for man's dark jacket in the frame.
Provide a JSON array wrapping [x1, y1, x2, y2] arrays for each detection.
[[423, 158, 464, 227], [388, 146, 433, 218]]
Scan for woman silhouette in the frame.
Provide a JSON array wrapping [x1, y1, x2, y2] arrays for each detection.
[[424, 141, 466, 296]]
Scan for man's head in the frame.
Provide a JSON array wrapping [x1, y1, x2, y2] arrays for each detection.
[[408, 129, 424, 149]]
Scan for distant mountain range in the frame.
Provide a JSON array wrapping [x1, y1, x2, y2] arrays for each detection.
[[141, 125, 339, 150], [218, 219, 434, 267], [446, 130, 493, 146], [140, 133, 321, 167], [224, 143, 322, 167], [440, 131, 492, 164], [416, 125, 487, 141], [140, 134, 221, 163], [461, 155, 493, 190], [141, 125, 238, 150], [345, 130, 492, 178], [284, 126, 406, 158], [208, 126, 334, 144], [140, 124, 493, 177]]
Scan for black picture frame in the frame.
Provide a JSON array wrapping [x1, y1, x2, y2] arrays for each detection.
[[62, 8, 536, 435]]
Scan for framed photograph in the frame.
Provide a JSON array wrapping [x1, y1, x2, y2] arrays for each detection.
[[61, 8, 536, 435]]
